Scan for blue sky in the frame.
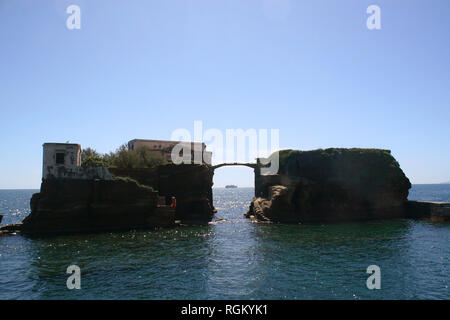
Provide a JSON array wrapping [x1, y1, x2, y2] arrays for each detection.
[[0, 0, 449, 188]]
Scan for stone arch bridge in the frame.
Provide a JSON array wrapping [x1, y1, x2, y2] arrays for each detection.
[[211, 162, 258, 170], [211, 162, 263, 196]]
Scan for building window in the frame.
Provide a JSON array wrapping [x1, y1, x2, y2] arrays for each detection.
[[55, 152, 65, 165]]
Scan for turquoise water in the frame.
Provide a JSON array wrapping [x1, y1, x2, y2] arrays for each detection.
[[0, 185, 449, 299]]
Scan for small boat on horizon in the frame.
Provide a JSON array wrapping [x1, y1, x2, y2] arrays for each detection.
[[225, 185, 238, 189]]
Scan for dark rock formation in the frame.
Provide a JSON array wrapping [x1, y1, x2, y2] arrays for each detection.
[[21, 178, 174, 235], [406, 200, 450, 222], [109, 164, 214, 224], [247, 148, 412, 223], [9, 163, 213, 236], [0, 223, 22, 235]]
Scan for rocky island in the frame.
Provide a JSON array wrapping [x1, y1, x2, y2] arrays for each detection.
[[247, 148, 450, 223], [1, 142, 449, 236], [0, 140, 214, 236]]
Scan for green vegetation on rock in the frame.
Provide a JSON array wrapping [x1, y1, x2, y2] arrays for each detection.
[[113, 176, 156, 192], [81, 144, 167, 169], [81, 155, 109, 167], [271, 148, 399, 175]]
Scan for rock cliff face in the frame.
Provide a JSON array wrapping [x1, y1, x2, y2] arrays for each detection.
[[247, 148, 412, 223], [21, 178, 174, 235], [406, 200, 450, 222], [16, 163, 214, 235], [109, 164, 214, 224]]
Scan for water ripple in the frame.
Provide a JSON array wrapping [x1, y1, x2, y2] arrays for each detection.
[[0, 187, 449, 299]]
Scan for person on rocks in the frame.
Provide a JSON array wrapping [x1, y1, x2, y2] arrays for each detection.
[[170, 196, 177, 208]]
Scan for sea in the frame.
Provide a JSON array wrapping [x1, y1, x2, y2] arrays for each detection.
[[0, 185, 449, 299]]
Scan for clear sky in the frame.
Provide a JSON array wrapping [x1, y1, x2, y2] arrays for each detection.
[[0, 0, 449, 189]]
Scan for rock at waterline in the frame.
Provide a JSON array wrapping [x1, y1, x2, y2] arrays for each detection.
[[20, 178, 174, 235], [248, 148, 412, 223]]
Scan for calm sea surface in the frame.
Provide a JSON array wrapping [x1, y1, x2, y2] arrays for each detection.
[[0, 185, 449, 299]]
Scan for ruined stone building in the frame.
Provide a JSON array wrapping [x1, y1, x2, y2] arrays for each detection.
[[128, 139, 212, 165], [42, 143, 112, 180]]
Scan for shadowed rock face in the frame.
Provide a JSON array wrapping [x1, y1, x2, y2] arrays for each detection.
[[247, 148, 412, 223], [406, 200, 450, 222], [109, 164, 214, 224], [17, 163, 214, 236], [21, 178, 174, 235]]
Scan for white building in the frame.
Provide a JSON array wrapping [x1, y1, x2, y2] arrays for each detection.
[[42, 143, 111, 180], [42, 143, 81, 179]]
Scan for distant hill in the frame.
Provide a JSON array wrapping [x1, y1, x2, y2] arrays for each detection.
[[441, 181, 450, 184]]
